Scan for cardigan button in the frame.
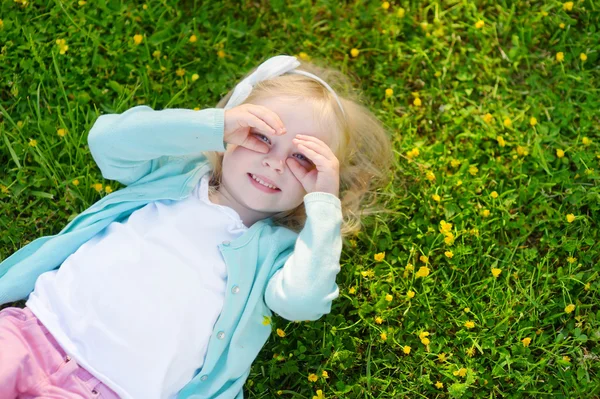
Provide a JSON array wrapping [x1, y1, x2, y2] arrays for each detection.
[[222, 240, 230, 246], [231, 285, 240, 294], [200, 375, 208, 381], [217, 331, 225, 339]]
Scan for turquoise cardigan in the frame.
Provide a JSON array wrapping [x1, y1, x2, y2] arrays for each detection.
[[0, 106, 343, 398]]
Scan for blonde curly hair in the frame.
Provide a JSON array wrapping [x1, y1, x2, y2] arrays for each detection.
[[204, 57, 395, 239]]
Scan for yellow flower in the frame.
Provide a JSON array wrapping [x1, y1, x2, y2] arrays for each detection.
[[262, 316, 271, 325], [497, 136, 506, 147], [566, 214, 575, 223], [440, 220, 452, 234], [421, 337, 430, 345], [0, 184, 8, 194], [556, 52, 564, 62], [176, 68, 185, 77], [559, 23, 566, 29], [580, 53, 588, 61], [432, 194, 441, 202], [105, 185, 113, 194], [374, 252, 385, 262], [361, 269, 375, 278], [153, 50, 161, 58], [556, 149, 565, 158], [72, 179, 80, 186], [444, 251, 453, 258], [420, 22, 429, 30], [435, 381, 444, 389], [416, 266, 430, 278], [133, 34, 143, 45], [503, 118, 512, 127], [308, 373, 318, 382], [563, 2, 573, 11], [298, 52, 311, 61], [419, 331, 429, 340], [192, 74, 199, 82], [420, 255, 429, 264], [57, 128, 67, 137], [0, 19, 3, 29], [397, 8, 405, 17], [277, 390, 283, 395], [217, 50, 226, 58], [426, 171, 435, 181], [350, 48, 360, 57], [444, 233, 454, 245], [475, 20, 484, 29], [483, 113, 493, 124], [530, 117, 537, 126], [438, 352, 447, 362], [407, 290, 415, 299], [490, 191, 498, 199], [466, 346, 476, 357], [464, 320, 475, 329], [563, 355, 571, 362], [381, 1, 390, 10], [405, 263, 414, 272], [491, 268, 502, 278], [28, 138, 37, 147], [482, 209, 490, 217], [522, 337, 532, 347], [469, 165, 479, 175], [385, 294, 393, 302], [312, 389, 325, 399], [464, 307, 470, 313], [189, 34, 197, 43], [277, 328, 286, 337], [453, 368, 467, 377], [434, 71, 441, 77], [92, 183, 103, 192], [142, 4, 148, 9], [567, 256, 576, 264], [322, 370, 329, 379], [582, 137, 591, 145], [413, 97, 422, 107], [565, 304, 575, 313], [403, 345, 411, 354], [380, 332, 387, 341], [78, 0, 86, 5], [375, 316, 383, 324], [385, 88, 393, 98], [348, 287, 356, 294]]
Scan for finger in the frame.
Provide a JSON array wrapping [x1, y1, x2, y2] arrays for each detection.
[[293, 140, 333, 164], [293, 136, 335, 160], [246, 113, 277, 136], [248, 105, 286, 135], [295, 143, 330, 168], [243, 135, 269, 153]]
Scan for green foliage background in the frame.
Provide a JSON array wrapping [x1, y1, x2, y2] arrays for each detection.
[[1, 0, 599, 397]]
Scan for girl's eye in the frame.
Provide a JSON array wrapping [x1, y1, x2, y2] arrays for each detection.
[[254, 133, 271, 144], [294, 153, 313, 164]]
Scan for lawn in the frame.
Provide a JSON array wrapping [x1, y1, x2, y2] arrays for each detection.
[[1, 0, 599, 398]]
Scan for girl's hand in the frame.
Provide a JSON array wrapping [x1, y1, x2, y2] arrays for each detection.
[[224, 104, 287, 153], [286, 135, 340, 197]]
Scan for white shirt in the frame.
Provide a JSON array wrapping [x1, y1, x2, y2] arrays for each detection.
[[26, 173, 248, 399]]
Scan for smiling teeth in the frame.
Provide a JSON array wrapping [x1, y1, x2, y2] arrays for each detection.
[[251, 174, 278, 190]]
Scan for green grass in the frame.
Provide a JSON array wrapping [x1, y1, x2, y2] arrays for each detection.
[[1, 0, 599, 398]]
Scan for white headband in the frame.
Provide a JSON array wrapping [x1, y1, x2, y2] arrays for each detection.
[[224, 55, 346, 117]]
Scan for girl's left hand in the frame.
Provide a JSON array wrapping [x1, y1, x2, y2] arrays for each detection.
[[286, 134, 340, 197]]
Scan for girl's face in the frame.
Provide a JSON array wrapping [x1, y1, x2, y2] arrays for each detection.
[[218, 96, 335, 227]]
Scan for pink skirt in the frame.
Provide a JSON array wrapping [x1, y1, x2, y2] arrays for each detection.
[[0, 306, 120, 399]]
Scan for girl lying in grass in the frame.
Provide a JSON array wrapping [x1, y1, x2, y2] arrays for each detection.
[[0, 54, 393, 398]]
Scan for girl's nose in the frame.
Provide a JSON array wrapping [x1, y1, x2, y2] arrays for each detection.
[[262, 158, 285, 173]]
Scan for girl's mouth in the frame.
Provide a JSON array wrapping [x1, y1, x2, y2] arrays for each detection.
[[247, 173, 281, 193]]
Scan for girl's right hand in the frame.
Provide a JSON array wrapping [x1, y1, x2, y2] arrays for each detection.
[[223, 104, 287, 153]]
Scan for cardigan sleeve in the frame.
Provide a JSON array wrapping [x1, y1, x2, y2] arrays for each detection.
[[264, 192, 343, 321], [87, 105, 226, 186]]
